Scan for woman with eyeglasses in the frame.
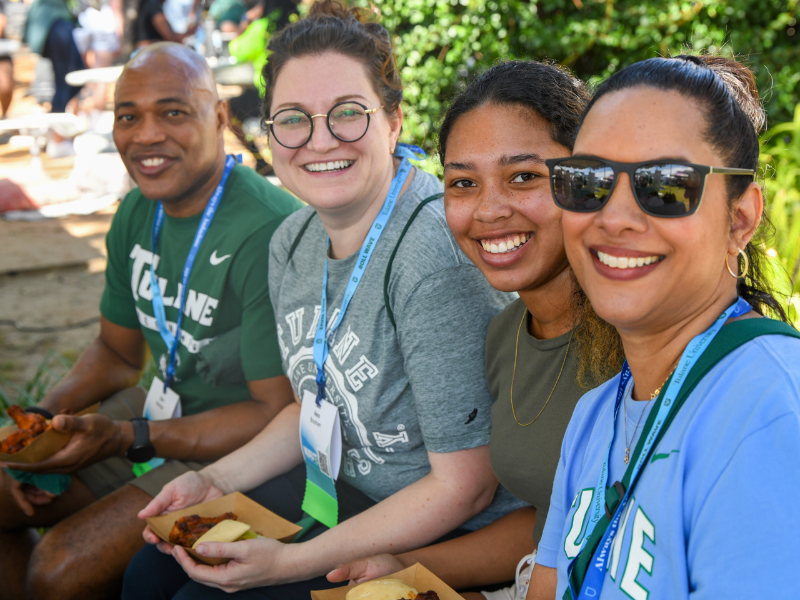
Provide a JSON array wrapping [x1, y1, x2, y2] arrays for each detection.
[[122, 2, 522, 598], [528, 55, 800, 600], [325, 60, 623, 600]]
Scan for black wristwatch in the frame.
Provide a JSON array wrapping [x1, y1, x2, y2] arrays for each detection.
[[126, 417, 156, 463]]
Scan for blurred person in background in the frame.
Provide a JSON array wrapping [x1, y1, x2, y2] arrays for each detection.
[[136, 0, 198, 47], [208, 0, 248, 33], [236, 0, 297, 34], [23, 0, 85, 113], [222, 0, 299, 173], [72, 0, 124, 112]]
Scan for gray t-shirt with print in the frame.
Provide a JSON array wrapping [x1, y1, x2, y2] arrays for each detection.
[[268, 169, 526, 529]]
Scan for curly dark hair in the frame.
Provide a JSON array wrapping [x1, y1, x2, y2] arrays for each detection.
[[261, 0, 402, 123], [585, 54, 791, 324], [438, 60, 625, 388]]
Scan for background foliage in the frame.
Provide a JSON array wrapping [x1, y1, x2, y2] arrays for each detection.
[[761, 105, 800, 307], [351, 0, 799, 158]]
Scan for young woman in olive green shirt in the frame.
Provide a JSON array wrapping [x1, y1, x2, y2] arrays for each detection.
[[328, 60, 623, 598]]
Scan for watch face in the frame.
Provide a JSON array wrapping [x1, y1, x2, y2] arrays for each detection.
[[127, 418, 156, 464], [127, 444, 156, 464]]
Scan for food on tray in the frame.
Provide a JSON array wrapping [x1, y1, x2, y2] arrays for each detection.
[[169, 512, 237, 547], [0, 405, 52, 455], [191, 519, 251, 549], [345, 579, 439, 600], [168, 513, 260, 549]]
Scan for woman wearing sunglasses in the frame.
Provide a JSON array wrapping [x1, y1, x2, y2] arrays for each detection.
[[122, 2, 522, 599], [327, 60, 623, 599], [529, 55, 800, 600]]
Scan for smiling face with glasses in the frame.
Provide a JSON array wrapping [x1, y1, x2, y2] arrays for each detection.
[[267, 52, 403, 235], [559, 87, 763, 333]]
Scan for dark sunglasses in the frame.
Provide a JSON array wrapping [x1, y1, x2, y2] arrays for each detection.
[[545, 156, 756, 218]]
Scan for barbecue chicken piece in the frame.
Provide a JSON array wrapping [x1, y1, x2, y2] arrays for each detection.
[[0, 405, 53, 455], [7, 405, 48, 435], [0, 428, 36, 455], [168, 512, 238, 548], [415, 591, 440, 600]]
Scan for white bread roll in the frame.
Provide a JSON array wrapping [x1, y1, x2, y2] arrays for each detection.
[[346, 579, 418, 600]]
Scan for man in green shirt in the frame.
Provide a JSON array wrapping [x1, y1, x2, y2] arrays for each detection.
[[0, 43, 301, 600]]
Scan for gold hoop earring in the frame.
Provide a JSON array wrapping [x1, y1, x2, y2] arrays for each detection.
[[726, 248, 750, 279]]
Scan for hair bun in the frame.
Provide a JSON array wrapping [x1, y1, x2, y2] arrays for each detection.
[[308, 0, 372, 24], [702, 55, 765, 133]]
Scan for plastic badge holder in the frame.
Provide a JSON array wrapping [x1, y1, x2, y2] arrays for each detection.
[[146, 491, 302, 566], [0, 402, 100, 464], [310, 564, 465, 600]]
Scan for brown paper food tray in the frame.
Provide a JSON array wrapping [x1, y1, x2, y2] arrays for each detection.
[[147, 491, 303, 566], [0, 402, 99, 465], [311, 563, 465, 600]]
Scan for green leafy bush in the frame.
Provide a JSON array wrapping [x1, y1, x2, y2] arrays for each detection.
[[342, 0, 798, 162], [761, 104, 800, 324]]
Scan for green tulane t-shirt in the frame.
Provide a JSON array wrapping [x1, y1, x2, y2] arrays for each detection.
[[100, 164, 302, 415]]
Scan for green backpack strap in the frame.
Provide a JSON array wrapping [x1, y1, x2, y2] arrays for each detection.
[[383, 193, 444, 329], [286, 211, 317, 264], [565, 317, 800, 599]]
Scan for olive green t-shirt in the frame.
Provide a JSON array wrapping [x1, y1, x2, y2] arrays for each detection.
[[486, 298, 584, 544], [100, 163, 303, 415]]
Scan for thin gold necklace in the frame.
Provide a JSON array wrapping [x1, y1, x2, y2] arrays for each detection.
[[622, 390, 652, 465], [622, 367, 675, 464], [510, 308, 572, 427]]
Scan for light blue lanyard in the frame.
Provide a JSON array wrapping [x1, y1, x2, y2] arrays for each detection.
[[312, 144, 424, 405], [149, 155, 236, 391], [571, 296, 752, 599]]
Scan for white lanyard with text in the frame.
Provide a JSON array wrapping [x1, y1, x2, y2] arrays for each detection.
[[569, 296, 752, 599]]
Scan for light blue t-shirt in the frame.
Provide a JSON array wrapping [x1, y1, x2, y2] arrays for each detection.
[[538, 333, 800, 600]]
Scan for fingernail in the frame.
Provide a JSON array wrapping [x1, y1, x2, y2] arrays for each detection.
[[196, 544, 207, 555]]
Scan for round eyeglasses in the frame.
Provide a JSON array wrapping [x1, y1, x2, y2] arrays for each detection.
[[265, 101, 384, 149]]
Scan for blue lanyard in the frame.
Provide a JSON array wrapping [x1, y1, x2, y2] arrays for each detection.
[[570, 296, 752, 599], [149, 155, 236, 391], [312, 144, 424, 405]]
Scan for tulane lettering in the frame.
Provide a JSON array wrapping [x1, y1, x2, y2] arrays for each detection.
[[129, 244, 219, 327]]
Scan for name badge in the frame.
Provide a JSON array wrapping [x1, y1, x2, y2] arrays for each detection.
[[144, 376, 182, 421], [299, 389, 341, 482]]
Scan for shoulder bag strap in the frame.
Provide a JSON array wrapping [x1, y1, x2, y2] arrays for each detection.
[[286, 211, 317, 264], [383, 193, 444, 329]]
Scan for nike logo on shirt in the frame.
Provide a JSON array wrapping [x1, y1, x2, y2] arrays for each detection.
[[210, 250, 231, 266]]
